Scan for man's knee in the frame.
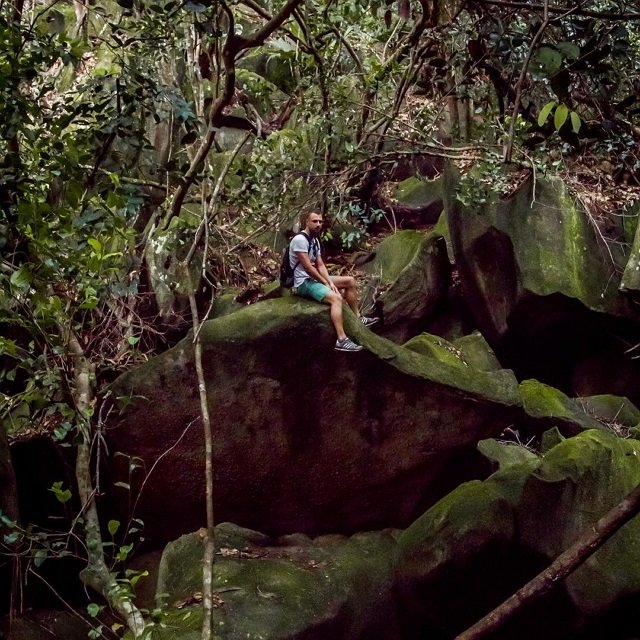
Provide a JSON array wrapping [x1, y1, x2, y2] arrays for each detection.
[[324, 291, 342, 306]]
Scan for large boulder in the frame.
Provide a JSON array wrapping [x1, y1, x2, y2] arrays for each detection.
[[395, 428, 640, 638], [145, 522, 400, 640], [444, 170, 640, 403], [376, 176, 444, 228], [445, 172, 636, 342], [360, 229, 451, 342], [106, 296, 520, 545]]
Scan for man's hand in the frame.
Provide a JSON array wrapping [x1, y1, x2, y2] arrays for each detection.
[[328, 280, 339, 293]]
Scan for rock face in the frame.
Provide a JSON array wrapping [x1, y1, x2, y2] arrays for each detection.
[[395, 428, 640, 639], [361, 229, 451, 342], [150, 522, 400, 640], [106, 297, 520, 545], [444, 170, 640, 403]]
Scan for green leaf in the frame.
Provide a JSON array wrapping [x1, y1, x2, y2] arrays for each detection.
[[534, 46, 562, 75], [538, 101, 556, 127], [117, 543, 133, 562], [570, 111, 581, 133], [554, 104, 569, 130], [34, 548, 47, 567], [127, 336, 140, 345], [10, 266, 31, 290], [87, 603, 102, 618], [114, 481, 130, 490], [108, 519, 120, 536], [556, 42, 580, 60], [49, 481, 72, 504], [87, 238, 102, 253], [129, 570, 148, 587]]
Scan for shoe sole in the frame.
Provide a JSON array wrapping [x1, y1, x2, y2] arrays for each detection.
[[335, 346, 363, 352], [362, 319, 380, 327]]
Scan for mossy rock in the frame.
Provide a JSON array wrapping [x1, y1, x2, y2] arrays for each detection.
[[519, 378, 605, 435], [444, 169, 639, 345], [143, 523, 400, 640], [517, 429, 640, 614], [107, 296, 520, 543], [377, 176, 444, 227], [360, 229, 451, 342], [395, 428, 640, 634]]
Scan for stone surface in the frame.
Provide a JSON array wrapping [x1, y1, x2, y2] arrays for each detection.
[[361, 229, 451, 342], [444, 171, 639, 342], [395, 429, 640, 637], [106, 296, 520, 545], [376, 176, 444, 227], [148, 522, 400, 640]]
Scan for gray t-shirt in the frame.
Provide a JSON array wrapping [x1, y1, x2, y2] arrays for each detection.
[[289, 233, 320, 288]]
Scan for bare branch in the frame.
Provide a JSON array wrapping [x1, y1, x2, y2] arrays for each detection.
[[469, 0, 640, 20]]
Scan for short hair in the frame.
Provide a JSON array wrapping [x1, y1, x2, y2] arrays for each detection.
[[299, 210, 322, 228]]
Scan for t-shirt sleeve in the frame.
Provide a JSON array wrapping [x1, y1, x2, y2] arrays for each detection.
[[291, 235, 310, 253]]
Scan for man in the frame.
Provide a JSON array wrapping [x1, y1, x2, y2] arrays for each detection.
[[290, 210, 379, 352]]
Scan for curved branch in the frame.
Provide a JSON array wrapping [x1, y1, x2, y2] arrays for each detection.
[[470, 0, 640, 20], [166, 0, 304, 227]]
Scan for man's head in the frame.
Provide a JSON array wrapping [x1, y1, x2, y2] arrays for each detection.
[[301, 211, 323, 237]]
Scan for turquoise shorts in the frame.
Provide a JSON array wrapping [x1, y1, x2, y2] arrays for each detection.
[[295, 279, 331, 302]]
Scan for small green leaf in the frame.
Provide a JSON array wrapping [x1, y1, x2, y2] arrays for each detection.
[[10, 265, 31, 290], [87, 238, 102, 253], [117, 543, 133, 562], [34, 549, 47, 567], [554, 103, 569, 130], [87, 603, 102, 618], [570, 111, 581, 133], [114, 481, 130, 490], [127, 336, 140, 345], [538, 100, 557, 127], [108, 520, 120, 536]]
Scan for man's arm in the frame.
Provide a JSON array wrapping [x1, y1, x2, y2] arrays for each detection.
[[296, 251, 329, 286], [315, 253, 339, 293]]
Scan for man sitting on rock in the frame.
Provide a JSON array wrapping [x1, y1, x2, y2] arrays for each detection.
[[290, 210, 379, 352]]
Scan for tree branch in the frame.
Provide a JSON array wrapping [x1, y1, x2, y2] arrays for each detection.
[[470, 0, 640, 20], [165, 0, 304, 228]]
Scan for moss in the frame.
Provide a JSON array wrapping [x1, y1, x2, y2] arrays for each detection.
[[393, 176, 442, 208], [361, 229, 426, 282], [477, 438, 538, 470], [516, 429, 640, 614], [153, 525, 397, 640], [519, 379, 603, 431], [397, 480, 516, 572], [452, 332, 502, 371]]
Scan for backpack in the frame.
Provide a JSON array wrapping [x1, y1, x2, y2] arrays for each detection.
[[279, 232, 312, 288]]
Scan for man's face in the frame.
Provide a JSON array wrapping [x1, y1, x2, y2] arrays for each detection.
[[306, 213, 323, 236]]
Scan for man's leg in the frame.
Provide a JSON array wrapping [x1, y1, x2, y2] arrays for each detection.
[[323, 290, 348, 341], [331, 275, 359, 315], [330, 275, 380, 327]]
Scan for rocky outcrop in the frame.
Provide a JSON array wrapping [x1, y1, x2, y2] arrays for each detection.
[[376, 176, 444, 227], [150, 522, 400, 640], [106, 297, 520, 545], [444, 170, 640, 404], [395, 428, 640, 639], [360, 229, 451, 342]]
